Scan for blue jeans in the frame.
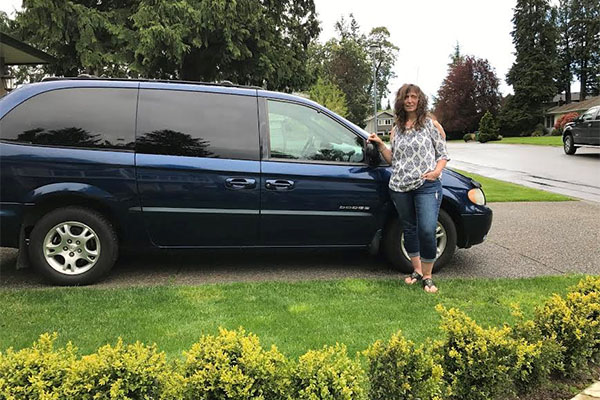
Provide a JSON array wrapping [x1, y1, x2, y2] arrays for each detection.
[[389, 179, 443, 263]]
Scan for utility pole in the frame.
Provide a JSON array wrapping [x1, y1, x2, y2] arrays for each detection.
[[369, 44, 379, 134]]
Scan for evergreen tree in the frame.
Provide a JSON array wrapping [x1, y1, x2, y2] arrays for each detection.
[[366, 27, 399, 108], [570, 0, 600, 99], [505, 0, 559, 134], [308, 77, 348, 118], [556, 0, 575, 103], [13, 0, 320, 91]]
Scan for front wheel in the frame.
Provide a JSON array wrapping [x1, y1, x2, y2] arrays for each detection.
[[563, 134, 577, 155], [28, 207, 118, 285], [383, 208, 457, 273]]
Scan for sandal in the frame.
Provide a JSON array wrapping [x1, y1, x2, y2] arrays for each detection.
[[422, 278, 438, 293], [405, 271, 423, 285]]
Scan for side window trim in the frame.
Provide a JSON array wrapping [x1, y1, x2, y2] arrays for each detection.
[[260, 97, 367, 165]]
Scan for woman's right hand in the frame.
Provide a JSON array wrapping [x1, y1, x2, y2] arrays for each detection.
[[367, 133, 383, 149]]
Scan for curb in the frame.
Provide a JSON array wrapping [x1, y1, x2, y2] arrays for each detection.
[[571, 381, 600, 400]]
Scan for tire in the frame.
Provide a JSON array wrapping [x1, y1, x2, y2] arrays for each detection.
[[383, 208, 457, 273], [28, 207, 118, 285], [563, 134, 577, 155]]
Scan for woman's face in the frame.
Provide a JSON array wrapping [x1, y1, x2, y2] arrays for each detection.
[[403, 90, 419, 113]]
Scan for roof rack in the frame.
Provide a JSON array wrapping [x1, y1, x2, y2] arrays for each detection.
[[40, 75, 263, 90]]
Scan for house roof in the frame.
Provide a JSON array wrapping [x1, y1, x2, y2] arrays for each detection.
[[552, 92, 580, 103], [364, 110, 394, 122], [546, 96, 600, 114], [0, 32, 55, 65]]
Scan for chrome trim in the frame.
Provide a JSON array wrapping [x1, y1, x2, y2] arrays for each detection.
[[262, 210, 371, 217], [132, 207, 259, 215]]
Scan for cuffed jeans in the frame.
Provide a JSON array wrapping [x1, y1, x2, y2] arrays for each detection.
[[389, 179, 443, 263]]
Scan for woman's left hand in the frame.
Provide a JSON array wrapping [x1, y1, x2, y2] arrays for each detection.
[[422, 170, 441, 181]]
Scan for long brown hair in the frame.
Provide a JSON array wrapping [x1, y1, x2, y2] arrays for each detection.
[[393, 83, 428, 133]]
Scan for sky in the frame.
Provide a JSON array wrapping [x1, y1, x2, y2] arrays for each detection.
[[1, 0, 573, 105]]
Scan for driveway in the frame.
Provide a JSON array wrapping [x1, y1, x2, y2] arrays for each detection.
[[1, 201, 598, 288], [447, 142, 600, 202]]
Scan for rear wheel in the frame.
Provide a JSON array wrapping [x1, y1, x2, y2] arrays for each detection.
[[564, 134, 577, 155], [28, 207, 118, 285], [383, 208, 457, 273]]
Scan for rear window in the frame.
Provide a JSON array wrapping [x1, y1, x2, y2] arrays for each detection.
[[135, 89, 259, 160], [0, 87, 137, 150]]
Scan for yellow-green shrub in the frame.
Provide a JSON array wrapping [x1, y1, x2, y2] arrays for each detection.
[[534, 289, 600, 376], [62, 338, 168, 399], [172, 327, 291, 400], [293, 343, 366, 400], [572, 275, 600, 296], [0, 333, 76, 400], [508, 306, 563, 393], [365, 331, 443, 400], [436, 306, 544, 400]]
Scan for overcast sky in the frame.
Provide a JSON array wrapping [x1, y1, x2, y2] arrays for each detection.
[[1, 0, 571, 105]]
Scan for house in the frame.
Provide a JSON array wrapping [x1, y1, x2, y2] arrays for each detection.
[[544, 95, 600, 129], [364, 110, 394, 135], [0, 32, 55, 96]]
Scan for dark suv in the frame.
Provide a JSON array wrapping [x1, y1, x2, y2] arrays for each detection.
[[563, 105, 600, 154], [0, 78, 492, 285]]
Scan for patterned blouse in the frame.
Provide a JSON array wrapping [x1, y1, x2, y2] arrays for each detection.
[[388, 117, 450, 192]]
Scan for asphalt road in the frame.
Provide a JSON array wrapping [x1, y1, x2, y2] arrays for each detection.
[[446, 142, 600, 202], [1, 201, 598, 288]]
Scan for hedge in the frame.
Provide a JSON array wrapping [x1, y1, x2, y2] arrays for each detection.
[[1, 276, 598, 400]]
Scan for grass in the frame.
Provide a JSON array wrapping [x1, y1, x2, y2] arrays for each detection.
[[450, 136, 563, 146], [0, 275, 586, 359], [451, 168, 574, 202], [496, 136, 563, 146]]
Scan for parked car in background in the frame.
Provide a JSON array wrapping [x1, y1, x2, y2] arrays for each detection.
[[563, 105, 600, 154], [0, 78, 493, 285]]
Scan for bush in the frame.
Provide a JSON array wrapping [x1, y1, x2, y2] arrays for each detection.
[[365, 331, 444, 400], [380, 134, 390, 143], [554, 112, 580, 132], [0, 333, 76, 399], [436, 306, 543, 400], [478, 111, 499, 143], [531, 130, 544, 137], [534, 286, 600, 376], [463, 133, 475, 142], [551, 128, 561, 136], [64, 338, 168, 399], [173, 327, 291, 400], [293, 343, 366, 400]]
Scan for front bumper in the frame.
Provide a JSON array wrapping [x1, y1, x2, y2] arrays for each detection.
[[459, 207, 493, 249]]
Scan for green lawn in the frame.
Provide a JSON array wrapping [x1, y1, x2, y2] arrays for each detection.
[[449, 136, 563, 146], [0, 275, 587, 359], [496, 136, 563, 146], [451, 168, 574, 202]]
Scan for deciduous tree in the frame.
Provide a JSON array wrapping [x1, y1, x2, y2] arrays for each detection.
[[433, 55, 501, 138]]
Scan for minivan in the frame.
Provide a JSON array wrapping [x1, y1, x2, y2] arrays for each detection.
[[0, 78, 493, 285]]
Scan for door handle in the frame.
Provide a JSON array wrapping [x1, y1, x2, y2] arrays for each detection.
[[225, 178, 256, 190], [265, 179, 295, 190]]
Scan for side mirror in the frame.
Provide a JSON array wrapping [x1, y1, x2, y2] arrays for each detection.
[[365, 141, 381, 166]]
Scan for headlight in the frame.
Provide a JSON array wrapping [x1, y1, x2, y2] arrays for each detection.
[[468, 188, 486, 205]]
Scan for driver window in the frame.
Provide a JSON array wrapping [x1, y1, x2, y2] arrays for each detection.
[[267, 100, 365, 163]]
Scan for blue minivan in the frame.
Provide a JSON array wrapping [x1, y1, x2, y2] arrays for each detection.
[[0, 78, 492, 285]]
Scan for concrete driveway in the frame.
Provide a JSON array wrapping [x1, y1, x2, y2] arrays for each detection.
[[1, 201, 598, 288], [447, 142, 600, 202]]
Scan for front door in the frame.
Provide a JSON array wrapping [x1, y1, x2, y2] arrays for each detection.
[[259, 98, 388, 246], [135, 86, 261, 247]]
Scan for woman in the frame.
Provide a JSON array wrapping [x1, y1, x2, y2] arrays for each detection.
[[368, 84, 449, 293]]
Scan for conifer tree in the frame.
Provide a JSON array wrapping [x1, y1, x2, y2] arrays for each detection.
[[504, 0, 559, 133]]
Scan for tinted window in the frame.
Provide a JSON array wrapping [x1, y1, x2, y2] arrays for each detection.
[[582, 107, 598, 121], [0, 88, 136, 150], [267, 100, 364, 163], [136, 89, 259, 160]]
